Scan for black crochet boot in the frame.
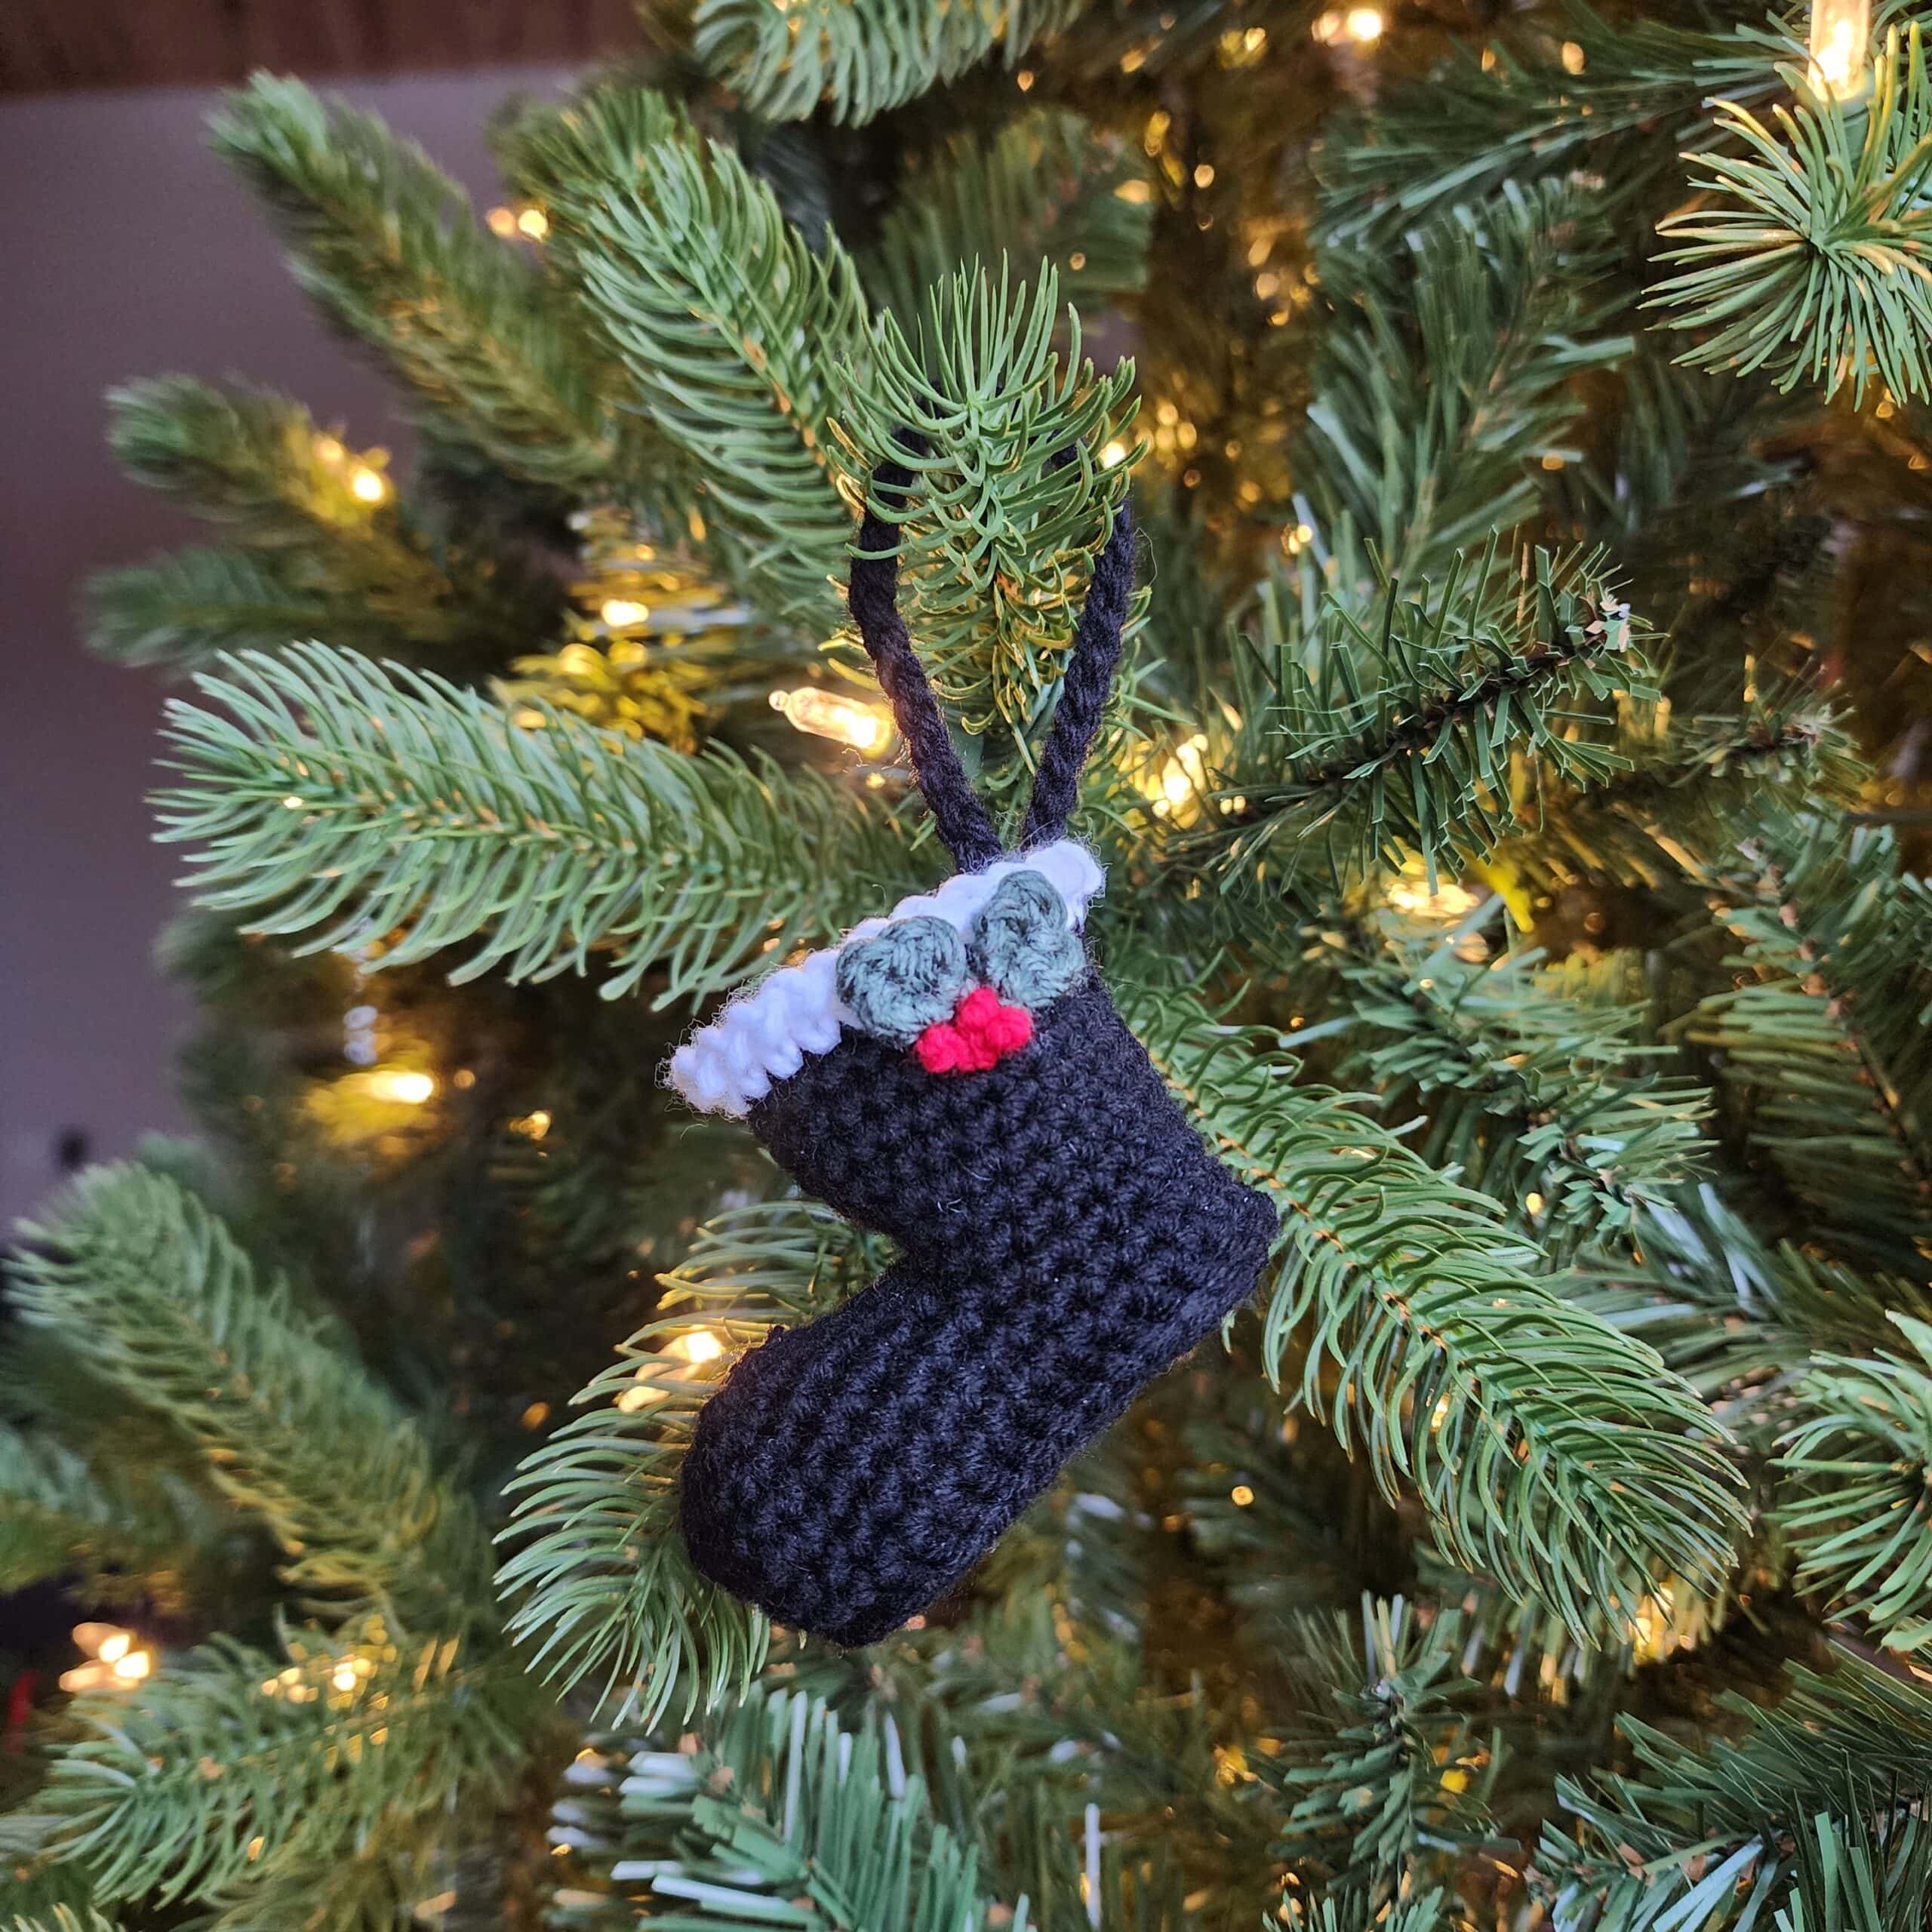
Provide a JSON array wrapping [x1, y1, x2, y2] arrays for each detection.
[[669, 466, 1278, 1647]]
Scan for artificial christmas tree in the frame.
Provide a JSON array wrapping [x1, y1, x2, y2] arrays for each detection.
[[7, 2, 1932, 1928]]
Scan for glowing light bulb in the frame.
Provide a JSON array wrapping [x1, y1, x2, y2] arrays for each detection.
[[1101, 438, 1129, 469], [516, 206, 550, 240], [1807, 0, 1869, 99], [349, 466, 388, 505], [486, 206, 518, 238], [366, 1069, 435, 1105], [1386, 868, 1482, 921], [1344, 6, 1384, 42], [97, 1631, 131, 1663], [770, 687, 893, 752], [313, 435, 345, 466], [599, 598, 648, 627], [677, 1328, 724, 1364], [112, 1651, 152, 1682]]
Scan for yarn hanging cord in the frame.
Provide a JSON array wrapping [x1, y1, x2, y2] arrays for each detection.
[[845, 448, 1135, 870]]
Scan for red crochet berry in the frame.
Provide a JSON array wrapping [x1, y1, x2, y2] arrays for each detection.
[[913, 985, 1033, 1075]]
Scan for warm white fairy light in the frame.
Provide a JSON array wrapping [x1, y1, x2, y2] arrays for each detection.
[[599, 598, 649, 628], [1808, 0, 1870, 99], [1386, 877, 1481, 921], [61, 1623, 155, 1694], [349, 465, 389, 505], [365, 1069, 435, 1105], [770, 686, 893, 752], [1140, 733, 1211, 821], [670, 1328, 724, 1364], [1313, 7, 1383, 45]]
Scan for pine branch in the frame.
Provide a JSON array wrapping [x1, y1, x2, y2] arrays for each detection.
[[7, 1909, 122, 1932], [1266, 1598, 1498, 1907], [497, 1201, 880, 1723], [1561, 1189, 1932, 1417], [1651, 26, 1932, 407], [1537, 1648, 1932, 1932], [1335, 921, 1709, 1251], [691, 0, 1084, 126], [861, 109, 1152, 322], [526, 95, 869, 622], [1195, 543, 1651, 893], [1775, 1315, 1932, 1650], [0, 1423, 193, 1598], [567, 1687, 1006, 1928], [102, 377, 564, 669], [209, 75, 622, 494], [1279, 1887, 1460, 1932], [833, 264, 1137, 760], [1318, 4, 1786, 251], [1298, 186, 1632, 577], [155, 643, 925, 1007], [1689, 814, 1932, 1276], [32, 1626, 540, 1909], [1119, 984, 1746, 1641], [1493, 683, 1860, 894], [9, 1164, 488, 1625], [83, 549, 353, 676]]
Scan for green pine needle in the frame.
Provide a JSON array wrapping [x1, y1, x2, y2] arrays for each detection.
[[834, 263, 1138, 761], [1540, 1647, 1932, 1932], [210, 73, 623, 493], [534, 98, 869, 620], [1195, 541, 1652, 892], [154, 642, 924, 1006], [862, 109, 1152, 322], [693, 0, 1082, 125], [1776, 1315, 1932, 1648], [10, 1163, 488, 1623], [34, 1626, 540, 1908], [497, 1201, 878, 1722], [1121, 985, 1746, 1641], [1650, 26, 1932, 406]]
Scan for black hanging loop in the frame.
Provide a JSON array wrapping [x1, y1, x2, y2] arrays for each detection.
[[846, 446, 1135, 868], [1019, 501, 1135, 851], [846, 454, 1005, 872]]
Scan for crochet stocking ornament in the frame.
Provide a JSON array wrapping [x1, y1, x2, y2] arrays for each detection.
[[669, 465, 1278, 1646]]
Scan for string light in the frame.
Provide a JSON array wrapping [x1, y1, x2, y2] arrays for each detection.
[[770, 686, 893, 752], [1312, 7, 1384, 44], [1386, 865, 1482, 921], [599, 598, 649, 628], [486, 205, 518, 238], [669, 1328, 724, 1365], [516, 206, 550, 241], [1807, 0, 1870, 99], [61, 1623, 155, 1694], [349, 465, 389, 505], [1101, 438, 1130, 468], [363, 1069, 435, 1105], [1138, 733, 1211, 822]]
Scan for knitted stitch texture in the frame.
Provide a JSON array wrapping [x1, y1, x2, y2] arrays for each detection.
[[678, 974, 1279, 1646]]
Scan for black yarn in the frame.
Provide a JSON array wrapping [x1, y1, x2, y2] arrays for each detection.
[[1021, 504, 1136, 849], [677, 461, 1277, 1644], [678, 977, 1279, 1645], [848, 458, 1004, 872]]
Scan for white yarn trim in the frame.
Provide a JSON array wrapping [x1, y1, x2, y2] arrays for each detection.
[[668, 839, 1105, 1118]]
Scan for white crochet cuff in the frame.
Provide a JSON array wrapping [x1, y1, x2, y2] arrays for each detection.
[[668, 840, 1105, 1118]]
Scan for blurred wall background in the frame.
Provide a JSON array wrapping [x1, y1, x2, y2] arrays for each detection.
[[0, 66, 575, 1223]]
